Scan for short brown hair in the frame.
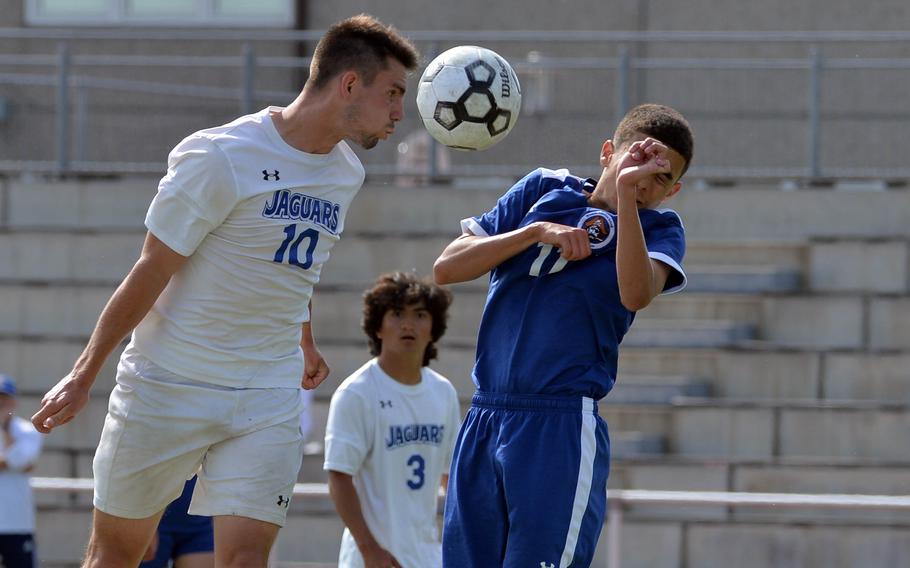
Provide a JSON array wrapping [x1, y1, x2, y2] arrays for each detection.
[[614, 104, 695, 177], [362, 272, 452, 366], [308, 14, 419, 91]]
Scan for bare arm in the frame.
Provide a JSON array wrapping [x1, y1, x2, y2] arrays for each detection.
[[32, 232, 187, 433], [327, 470, 402, 568], [615, 141, 673, 311], [615, 196, 672, 311], [301, 301, 329, 390], [433, 221, 592, 285]]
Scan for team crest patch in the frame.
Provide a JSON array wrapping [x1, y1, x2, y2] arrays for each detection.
[[578, 210, 615, 249]]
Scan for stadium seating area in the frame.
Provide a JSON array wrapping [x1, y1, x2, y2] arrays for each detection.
[[2, 177, 910, 566]]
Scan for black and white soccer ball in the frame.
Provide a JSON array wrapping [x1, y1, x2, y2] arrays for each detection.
[[416, 45, 522, 151]]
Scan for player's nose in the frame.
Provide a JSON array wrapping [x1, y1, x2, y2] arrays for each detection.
[[391, 100, 404, 122]]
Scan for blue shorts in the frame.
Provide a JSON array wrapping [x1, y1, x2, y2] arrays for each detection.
[[140, 525, 214, 568], [443, 392, 610, 568], [0, 534, 35, 568]]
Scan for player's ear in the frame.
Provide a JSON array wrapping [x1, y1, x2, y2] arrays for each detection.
[[599, 140, 615, 167], [339, 71, 358, 98], [664, 181, 683, 202]]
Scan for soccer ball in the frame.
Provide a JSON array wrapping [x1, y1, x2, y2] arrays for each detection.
[[416, 45, 522, 151]]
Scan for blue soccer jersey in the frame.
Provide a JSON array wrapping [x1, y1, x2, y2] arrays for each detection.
[[444, 168, 687, 567], [462, 167, 686, 400]]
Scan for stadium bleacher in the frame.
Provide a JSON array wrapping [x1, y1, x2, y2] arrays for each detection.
[[2, 176, 909, 566]]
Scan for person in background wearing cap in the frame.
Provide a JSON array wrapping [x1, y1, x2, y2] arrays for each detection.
[[0, 374, 43, 568]]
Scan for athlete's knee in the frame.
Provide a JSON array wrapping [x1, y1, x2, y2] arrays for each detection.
[[216, 546, 271, 568], [83, 509, 161, 568], [214, 514, 279, 567], [81, 535, 146, 568]]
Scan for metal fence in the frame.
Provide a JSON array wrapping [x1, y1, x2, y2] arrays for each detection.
[[32, 477, 910, 567], [3, 29, 910, 180]]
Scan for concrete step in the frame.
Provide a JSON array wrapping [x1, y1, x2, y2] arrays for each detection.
[[0, 179, 496, 235], [38, 387, 910, 476], [0, 230, 142, 283], [12, 337, 910, 410], [0, 276, 774, 332], [683, 239, 806, 270], [684, 263, 802, 293], [639, 292, 764, 324], [623, 319, 756, 348], [611, 431, 667, 458], [684, 523, 910, 568], [608, 375, 713, 404], [2, 179, 154, 230], [0, 282, 772, 344], [31, 504, 349, 566], [605, 398, 910, 461], [0, 229, 809, 289], [7, 180, 910, 241], [669, 187, 910, 241], [12, 335, 910, 412], [317, 314, 757, 352], [823, 352, 910, 402], [5, 280, 902, 351], [730, 462, 910, 525], [759, 295, 867, 349], [32, 505, 910, 568], [809, 238, 910, 294]]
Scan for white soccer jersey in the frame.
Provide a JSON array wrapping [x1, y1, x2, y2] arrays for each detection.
[[324, 360, 461, 568], [0, 416, 42, 533], [132, 107, 365, 388]]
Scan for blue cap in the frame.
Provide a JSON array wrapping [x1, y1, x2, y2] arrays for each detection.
[[0, 374, 16, 397]]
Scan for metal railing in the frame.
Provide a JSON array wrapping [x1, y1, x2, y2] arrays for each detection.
[[31, 477, 910, 567], [2, 29, 910, 180]]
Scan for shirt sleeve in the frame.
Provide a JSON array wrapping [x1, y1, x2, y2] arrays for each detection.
[[460, 168, 554, 237], [644, 209, 687, 294], [5, 418, 42, 471], [323, 386, 372, 475], [145, 135, 240, 257]]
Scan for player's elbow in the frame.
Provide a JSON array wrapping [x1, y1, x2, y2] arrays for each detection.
[[619, 289, 653, 312], [433, 257, 458, 285]]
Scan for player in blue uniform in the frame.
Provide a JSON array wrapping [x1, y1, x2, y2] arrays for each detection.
[[434, 104, 694, 567], [141, 476, 213, 568]]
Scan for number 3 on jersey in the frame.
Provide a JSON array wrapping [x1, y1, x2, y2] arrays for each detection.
[[407, 454, 425, 490], [273, 223, 319, 269]]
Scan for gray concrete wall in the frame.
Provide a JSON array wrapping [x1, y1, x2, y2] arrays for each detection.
[[6, 174, 910, 564], [305, 1, 910, 176], [4, 1, 910, 176]]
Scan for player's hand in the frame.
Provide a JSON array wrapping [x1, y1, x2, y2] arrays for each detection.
[[31, 373, 91, 434], [615, 137, 672, 194], [301, 345, 330, 390], [533, 221, 591, 261], [360, 542, 403, 568]]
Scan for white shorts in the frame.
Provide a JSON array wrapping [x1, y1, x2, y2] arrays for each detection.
[[93, 347, 304, 526]]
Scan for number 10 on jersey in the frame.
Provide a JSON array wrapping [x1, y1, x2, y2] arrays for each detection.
[[273, 223, 319, 270]]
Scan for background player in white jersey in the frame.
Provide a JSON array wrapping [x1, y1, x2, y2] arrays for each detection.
[[325, 272, 461, 568], [0, 374, 43, 568], [29, 15, 419, 568]]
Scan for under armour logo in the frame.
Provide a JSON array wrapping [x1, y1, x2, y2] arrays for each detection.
[[380, 400, 393, 408], [276, 495, 289, 508], [262, 169, 280, 181], [540, 563, 555, 568]]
